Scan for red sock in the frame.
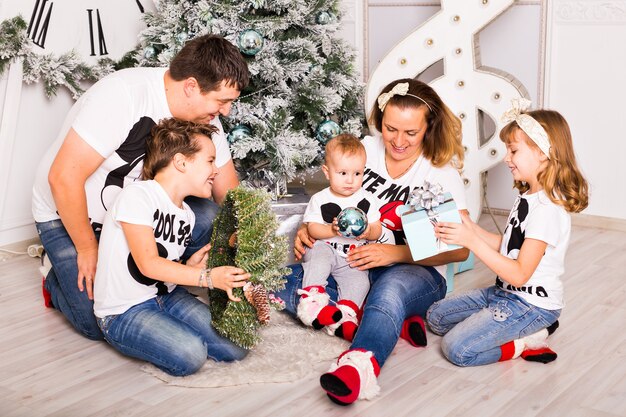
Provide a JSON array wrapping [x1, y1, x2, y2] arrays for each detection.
[[332, 300, 360, 342], [320, 349, 380, 406], [42, 277, 53, 308], [400, 315, 427, 347], [315, 305, 342, 328], [499, 340, 516, 361], [521, 348, 557, 364]]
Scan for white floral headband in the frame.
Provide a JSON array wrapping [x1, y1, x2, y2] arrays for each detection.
[[501, 98, 551, 158], [377, 82, 433, 113]]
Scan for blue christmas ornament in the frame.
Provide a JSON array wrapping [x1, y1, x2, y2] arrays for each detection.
[[176, 31, 189, 44], [143, 45, 156, 60], [337, 207, 368, 238], [227, 124, 252, 144], [316, 120, 342, 144], [238, 29, 264, 56], [316, 11, 336, 25]]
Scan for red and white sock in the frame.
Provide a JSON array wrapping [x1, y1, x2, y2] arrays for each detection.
[[499, 328, 556, 363], [296, 286, 332, 329], [40, 253, 53, 309], [400, 315, 427, 347], [320, 348, 380, 405], [326, 300, 360, 342]]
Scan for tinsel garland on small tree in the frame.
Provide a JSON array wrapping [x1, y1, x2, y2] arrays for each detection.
[[206, 185, 290, 349]]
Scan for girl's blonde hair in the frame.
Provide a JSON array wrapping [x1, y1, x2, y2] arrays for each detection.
[[368, 78, 464, 169], [500, 109, 589, 213]]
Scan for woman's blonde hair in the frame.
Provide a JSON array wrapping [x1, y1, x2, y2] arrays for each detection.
[[142, 118, 217, 180], [368, 78, 464, 169], [500, 109, 589, 213]]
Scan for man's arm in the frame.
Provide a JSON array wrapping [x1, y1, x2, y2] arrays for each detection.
[[48, 128, 104, 298], [211, 159, 239, 205]]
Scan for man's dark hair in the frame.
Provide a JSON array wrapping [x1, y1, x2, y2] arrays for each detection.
[[169, 35, 250, 92]]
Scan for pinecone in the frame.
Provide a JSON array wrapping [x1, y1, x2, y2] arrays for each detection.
[[244, 283, 271, 324]]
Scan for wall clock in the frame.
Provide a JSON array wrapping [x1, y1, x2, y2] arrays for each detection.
[[1, 0, 157, 64]]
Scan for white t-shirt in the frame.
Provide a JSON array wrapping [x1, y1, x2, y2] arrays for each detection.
[[32, 67, 231, 229], [496, 191, 570, 310], [94, 180, 194, 318], [304, 187, 381, 257], [361, 135, 467, 277]]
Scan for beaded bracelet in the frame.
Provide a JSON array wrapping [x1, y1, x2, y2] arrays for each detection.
[[198, 268, 214, 289]]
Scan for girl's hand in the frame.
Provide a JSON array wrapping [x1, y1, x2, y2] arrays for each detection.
[[294, 224, 316, 261], [185, 243, 212, 268], [210, 266, 251, 302], [346, 243, 396, 270], [435, 215, 476, 249], [77, 245, 98, 300]]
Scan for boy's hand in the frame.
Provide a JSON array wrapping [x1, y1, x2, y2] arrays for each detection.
[[211, 266, 251, 301], [355, 223, 371, 241], [186, 243, 212, 268], [331, 218, 341, 237]]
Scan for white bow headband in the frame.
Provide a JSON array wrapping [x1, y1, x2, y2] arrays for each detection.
[[501, 98, 551, 158], [377, 82, 433, 113]]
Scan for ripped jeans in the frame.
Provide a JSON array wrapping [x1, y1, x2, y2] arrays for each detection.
[[426, 286, 560, 367]]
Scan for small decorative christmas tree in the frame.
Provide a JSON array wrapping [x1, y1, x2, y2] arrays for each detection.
[[137, 0, 365, 190], [206, 185, 291, 349]]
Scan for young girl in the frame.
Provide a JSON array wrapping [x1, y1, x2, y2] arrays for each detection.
[[427, 99, 589, 367], [93, 118, 250, 376]]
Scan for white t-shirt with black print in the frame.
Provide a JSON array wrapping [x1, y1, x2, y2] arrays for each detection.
[[32, 67, 231, 230], [496, 190, 570, 310], [93, 180, 194, 318], [304, 187, 381, 257], [361, 135, 467, 277]]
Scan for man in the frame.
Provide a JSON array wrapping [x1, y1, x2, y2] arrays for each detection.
[[32, 35, 250, 340]]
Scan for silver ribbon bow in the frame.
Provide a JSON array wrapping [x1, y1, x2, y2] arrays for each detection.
[[501, 98, 551, 158], [408, 181, 445, 218]]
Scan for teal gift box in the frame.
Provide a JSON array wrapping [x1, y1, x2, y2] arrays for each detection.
[[399, 192, 462, 261]]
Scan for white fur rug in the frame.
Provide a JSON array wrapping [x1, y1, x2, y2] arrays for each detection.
[[142, 311, 349, 387]]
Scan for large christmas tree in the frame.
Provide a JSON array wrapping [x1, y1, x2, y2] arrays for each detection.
[[137, 0, 365, 190]]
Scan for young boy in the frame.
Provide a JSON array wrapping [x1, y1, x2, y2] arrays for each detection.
[[93, 118, 250, 376], [297, 134, 382, 342]]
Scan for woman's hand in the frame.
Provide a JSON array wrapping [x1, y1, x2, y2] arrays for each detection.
[[294, 224, 316, 261], [185, 243, 212, 268], [76, 245, 98, 300], [346, 243, 398, 270], [210, 266, 251, 302]]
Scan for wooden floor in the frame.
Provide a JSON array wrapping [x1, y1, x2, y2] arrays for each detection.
[[1, 214, 625, 417]]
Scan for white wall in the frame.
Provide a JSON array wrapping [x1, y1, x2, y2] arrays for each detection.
[[544, 0, 626, 220]]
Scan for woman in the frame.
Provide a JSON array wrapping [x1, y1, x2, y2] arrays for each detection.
[[274, 78, 469, 405]]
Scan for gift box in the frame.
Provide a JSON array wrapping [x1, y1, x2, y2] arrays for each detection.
[[399, 185, 462, 262]]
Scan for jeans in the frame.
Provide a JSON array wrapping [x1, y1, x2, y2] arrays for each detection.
[[272, 262, 447, 368], [36, 197, 219, 341], [426, 286, 561, 367], [97, 286, 247, 376]]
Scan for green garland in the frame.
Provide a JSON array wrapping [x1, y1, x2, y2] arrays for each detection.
[[206, 186, 290, 349], [0, 16, 138, 99]]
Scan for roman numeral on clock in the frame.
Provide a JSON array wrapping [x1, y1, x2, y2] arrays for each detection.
[[28, 0, 53, 48], [87, 9, 108, 56], [135, 0, 145, 13]]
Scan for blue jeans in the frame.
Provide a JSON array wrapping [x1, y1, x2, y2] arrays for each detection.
[[36, 196, 219, 341], [272, 262, 447, 367], [97, 286, 247, 376], [426, 286, 561, 367]]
